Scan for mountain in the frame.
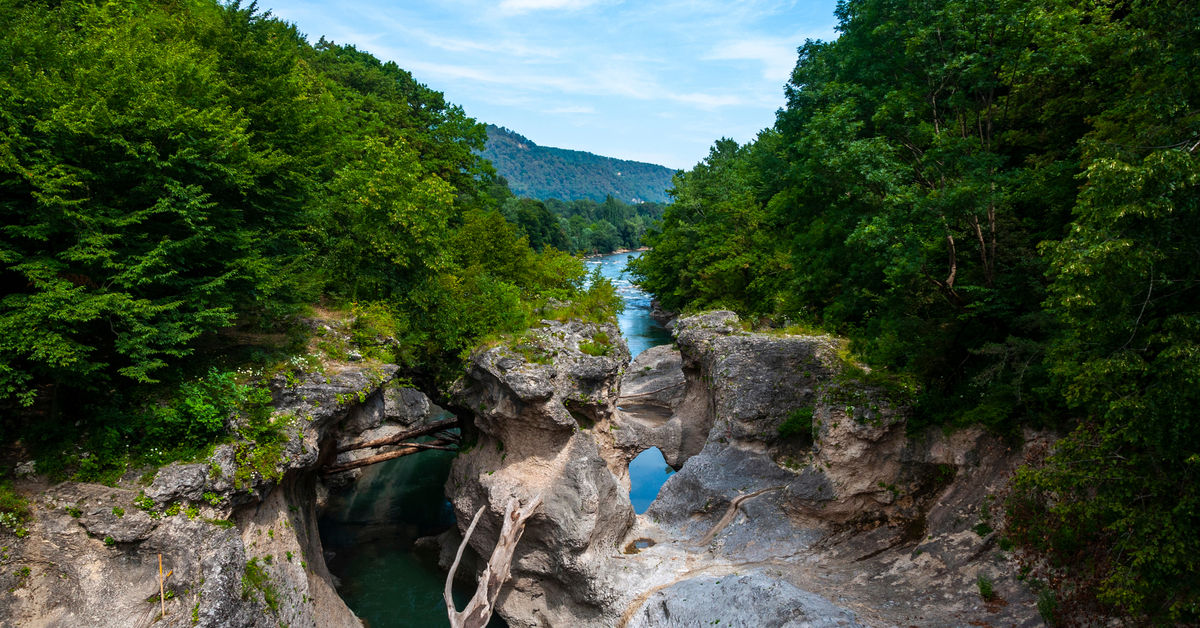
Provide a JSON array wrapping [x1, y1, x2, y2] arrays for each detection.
[[481, 125, 676, 203]]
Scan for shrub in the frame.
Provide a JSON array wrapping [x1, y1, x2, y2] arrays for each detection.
[[778, 406, 814, 444], [976, 574, 996, 601]]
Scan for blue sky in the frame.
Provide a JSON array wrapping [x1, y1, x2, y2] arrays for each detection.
[[261, 0, 840, 170]]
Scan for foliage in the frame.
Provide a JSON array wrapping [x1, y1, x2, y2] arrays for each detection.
[[631, 0, 1200, 621], [544, 267, 624, 325], [0, 478, 30, 537], [778, 407, 814, 443], [578, 332, 612, 357], [482, 125, 674, 203], [0, 0, 606, 474], [241, 557, 280, 613]]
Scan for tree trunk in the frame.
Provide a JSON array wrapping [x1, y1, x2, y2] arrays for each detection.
[[335, 417, 459, 453], [321, 437, 457, 473], [444, 495, 543, 628]]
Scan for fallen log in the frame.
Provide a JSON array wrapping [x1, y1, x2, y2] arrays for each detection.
[[322, 437, 457, 474], [444, 494, 543, 628], [336, 417, 459, 453]]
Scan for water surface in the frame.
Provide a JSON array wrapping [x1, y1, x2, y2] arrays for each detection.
[[585, 251, 672, 358], [628, 447, 675, 514]]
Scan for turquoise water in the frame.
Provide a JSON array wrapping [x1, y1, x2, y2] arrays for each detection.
[[585, 251, 673, 358], [319, 433, 506, 628], [587, 252, 677, 512], [629, 447, 675, 514]]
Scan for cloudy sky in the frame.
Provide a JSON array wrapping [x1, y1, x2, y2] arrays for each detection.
[[261, 0, 840, 170]]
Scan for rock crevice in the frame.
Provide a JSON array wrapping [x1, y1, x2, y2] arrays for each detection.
[[449, 311, 1050, 627]]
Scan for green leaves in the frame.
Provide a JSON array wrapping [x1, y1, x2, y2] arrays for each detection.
[[636, 1, 1200, 620]]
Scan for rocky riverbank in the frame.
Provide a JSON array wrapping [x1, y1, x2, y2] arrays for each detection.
[[0, 358, 445, 628], [2, 310, 1049, 627], [445, 311, 1049, 627]]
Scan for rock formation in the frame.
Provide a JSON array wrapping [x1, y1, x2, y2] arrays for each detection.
[[448, 311, 1049, 627], [2, 309, 1051, 627], [0, 361, 440, 627]]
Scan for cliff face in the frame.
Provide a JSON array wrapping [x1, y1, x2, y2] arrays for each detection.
[[0, 362, 433, 628], [445, 319, 636, 626], [449, 311, 1050, 627]]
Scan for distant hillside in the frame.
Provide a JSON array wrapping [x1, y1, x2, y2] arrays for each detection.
[[481, 125, 676, 203]]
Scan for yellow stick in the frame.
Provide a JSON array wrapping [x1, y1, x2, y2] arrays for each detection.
[[159, 553, 165, 618]]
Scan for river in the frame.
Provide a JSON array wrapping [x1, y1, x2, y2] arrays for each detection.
[[585, 251, 673, 359], [319, 251, 672, 627]]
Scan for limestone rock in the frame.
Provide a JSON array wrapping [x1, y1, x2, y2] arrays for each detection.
[[1, 362, 406, 628], [447, 319, 636, 626], [626, 572, 863, 628]]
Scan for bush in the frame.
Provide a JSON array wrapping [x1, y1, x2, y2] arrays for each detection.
[[778, 406, 814, 444]]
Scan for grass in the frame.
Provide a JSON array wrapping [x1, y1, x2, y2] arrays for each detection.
[[241, 557, 281, 613], [579, 331, 613, 357], [0, 479, 31, 538], [977, 573, 996, 601]]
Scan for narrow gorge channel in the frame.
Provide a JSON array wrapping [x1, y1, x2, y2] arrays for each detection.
[[319, 251, 673, 627]]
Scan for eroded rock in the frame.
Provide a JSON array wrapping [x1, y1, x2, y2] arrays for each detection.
[[449, 311, 1049, 627], [0, 362, 410, 628]]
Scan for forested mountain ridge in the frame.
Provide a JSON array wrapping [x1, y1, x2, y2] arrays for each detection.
[[481, 124, 675, 203], [631, 0, 1200, 623]]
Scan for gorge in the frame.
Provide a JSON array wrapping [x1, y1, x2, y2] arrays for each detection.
[[0, 254, 1046, 627]]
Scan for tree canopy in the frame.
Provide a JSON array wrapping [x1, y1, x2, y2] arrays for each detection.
[[0, 0, 612, 479], [631, 0, 1200, 622]]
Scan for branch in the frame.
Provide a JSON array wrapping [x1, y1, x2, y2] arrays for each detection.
[[322, 438, 457, 473], [336, 417, 459, 453], [445, 495, 543, 628]]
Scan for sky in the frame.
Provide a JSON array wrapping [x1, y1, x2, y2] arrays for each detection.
[[261, 1, 841, 170]]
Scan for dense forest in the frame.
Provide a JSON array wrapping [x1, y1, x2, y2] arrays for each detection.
[[0, 0, 619, 485], [496, 193, 665, 254], [631, 0, 1199, 622], [481, 124, 675, 203]]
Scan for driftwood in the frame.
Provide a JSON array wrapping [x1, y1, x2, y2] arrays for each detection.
[[336, 417, 459, 453], [691, 486, 785, 547], [444, 494, 543, 628], [322, 437, 457, 474]]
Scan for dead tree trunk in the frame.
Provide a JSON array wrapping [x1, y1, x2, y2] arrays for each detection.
[[444, 495, 543, 628], [321, 437, 457, 474], [336, 417, 459, 453]]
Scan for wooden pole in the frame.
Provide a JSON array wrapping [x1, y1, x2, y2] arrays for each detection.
[[159, 554, 165, 618]]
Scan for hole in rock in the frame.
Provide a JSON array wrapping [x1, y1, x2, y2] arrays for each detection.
[[628, 446, 675, 514]]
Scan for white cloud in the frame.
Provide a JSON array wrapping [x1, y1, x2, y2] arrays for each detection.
[[497, 0, 601, 14], [706, 38, 798, 82]]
